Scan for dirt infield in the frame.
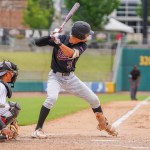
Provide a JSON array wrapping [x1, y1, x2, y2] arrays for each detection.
[[1, 99, 150, 150]]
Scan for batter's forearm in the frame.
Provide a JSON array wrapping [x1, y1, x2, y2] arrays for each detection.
[[59, 44, 74, 57]]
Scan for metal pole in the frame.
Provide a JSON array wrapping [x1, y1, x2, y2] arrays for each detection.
[[142, 0, 148, 44]]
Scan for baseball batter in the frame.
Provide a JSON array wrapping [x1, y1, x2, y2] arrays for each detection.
[[31, 21, 118, 138]]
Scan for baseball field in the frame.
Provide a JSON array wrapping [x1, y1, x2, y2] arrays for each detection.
[[0, 47, 150, 150], [1, 0, 150, 149], [1, 92, 150, 150], [0, 51, 112, 81]]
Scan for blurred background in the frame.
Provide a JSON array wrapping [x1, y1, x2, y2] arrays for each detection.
[[0, 0, 150, 93]]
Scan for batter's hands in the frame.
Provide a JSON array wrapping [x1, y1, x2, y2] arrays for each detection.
[[52, 28, 63, 34], [50, 27, 63, 37], [50, 32, 61, 45], [54, 38, 61, 45], [50, 32, 59, 39]]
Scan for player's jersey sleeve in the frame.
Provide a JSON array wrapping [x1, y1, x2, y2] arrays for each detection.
[[0, 83, 7, 105], [73, 43, 87, 56], [34, 36, 56, 47]]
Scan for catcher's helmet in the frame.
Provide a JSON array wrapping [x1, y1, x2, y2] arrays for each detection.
[[71, 21, 94, 40], [0, 60, 18, 85]]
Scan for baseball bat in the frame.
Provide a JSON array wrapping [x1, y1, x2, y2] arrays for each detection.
[[57, 2, 80, 32]]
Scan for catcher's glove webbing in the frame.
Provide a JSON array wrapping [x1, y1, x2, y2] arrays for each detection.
[[0, 119, 19, 142], [7, 119, 19, 139], [95, 112, 118, 136]]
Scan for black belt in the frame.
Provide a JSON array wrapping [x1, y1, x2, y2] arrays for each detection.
[[62, 72, 70, 76], [53, 71, 70, 76]]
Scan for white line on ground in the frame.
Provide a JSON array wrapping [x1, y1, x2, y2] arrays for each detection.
[[112, 96, 150, 128], [47, 133, 79, 136], [92, 97, 150, 149], [112, 144, 150, 149], [131, 146, 150, 149], [91, 143, 150, 149]]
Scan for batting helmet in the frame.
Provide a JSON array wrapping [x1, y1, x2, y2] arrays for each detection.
[[0, 60, 18, 85], [71, 21, 94, 40]]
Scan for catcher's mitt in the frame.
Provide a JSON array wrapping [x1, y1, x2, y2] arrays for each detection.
[[7, 119, 19, 139]]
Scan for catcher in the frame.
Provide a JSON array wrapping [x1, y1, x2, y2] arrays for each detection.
[[0, 60, 21, 142]]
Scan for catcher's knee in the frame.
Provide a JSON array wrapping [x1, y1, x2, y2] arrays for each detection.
[[2, 101, 21, 125]]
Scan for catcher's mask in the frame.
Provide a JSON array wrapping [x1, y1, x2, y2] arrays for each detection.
[[71, 21, 94, 40], [0, 60, 18, 87]]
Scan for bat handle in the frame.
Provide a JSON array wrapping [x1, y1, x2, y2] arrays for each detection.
[[59, 21, 66, 32], [50, 21, 66, 37]]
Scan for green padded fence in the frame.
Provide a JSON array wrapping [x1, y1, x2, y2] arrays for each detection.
[[115, 48, 150, 91], [12, 82, 43, 92]]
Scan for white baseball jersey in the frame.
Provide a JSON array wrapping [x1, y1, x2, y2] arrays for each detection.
[[0, 83, 10, 116]]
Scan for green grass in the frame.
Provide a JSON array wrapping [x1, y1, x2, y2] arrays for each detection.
[[11, 93, 149, 126], [0, 51, 51, 71], [0, 51, 112, 81]]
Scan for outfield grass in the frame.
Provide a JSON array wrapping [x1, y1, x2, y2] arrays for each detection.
[[0, 51, 50, 71], [12, 93, 149, 126], [0, 51, 112, 81]]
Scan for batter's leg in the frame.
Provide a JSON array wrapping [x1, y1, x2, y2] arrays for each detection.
[[65, 75, 100, 108], [35, 73, 61, 130], [64, 75, 118, 136]]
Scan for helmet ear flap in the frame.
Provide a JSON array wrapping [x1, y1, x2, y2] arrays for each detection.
[[78, 32, 86, 40]]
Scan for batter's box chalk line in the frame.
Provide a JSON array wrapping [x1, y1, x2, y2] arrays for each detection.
[[112, 96, 150, 128]]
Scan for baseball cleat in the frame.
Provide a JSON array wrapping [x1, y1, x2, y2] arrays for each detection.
[[95, 112, 118, 137], [97, 124, 118, 137], [31, 128, 47, 139]]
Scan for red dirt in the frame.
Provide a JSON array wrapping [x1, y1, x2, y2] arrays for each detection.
[[1, 93, 150, 150]]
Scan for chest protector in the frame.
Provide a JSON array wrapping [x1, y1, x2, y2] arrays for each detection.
[[0, 80, 12, 98]]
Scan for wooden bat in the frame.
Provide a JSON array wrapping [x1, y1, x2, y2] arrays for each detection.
[[53, 2, 80, 33]]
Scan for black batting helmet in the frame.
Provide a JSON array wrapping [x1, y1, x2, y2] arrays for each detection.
[[0, 60, 18, 86], [71, 21, 94, 40]]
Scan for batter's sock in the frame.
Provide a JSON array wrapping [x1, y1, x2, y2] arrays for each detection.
[[92, 106, 103, 113], [35, 105, 50, 130]]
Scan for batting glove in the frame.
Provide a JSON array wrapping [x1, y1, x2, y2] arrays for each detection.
[[53, 28, 62, 33], [50, 32, 60, 39], [50, 28, 63, 37], [50, 33, 62, 46], [53, 37, 61, 45]]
